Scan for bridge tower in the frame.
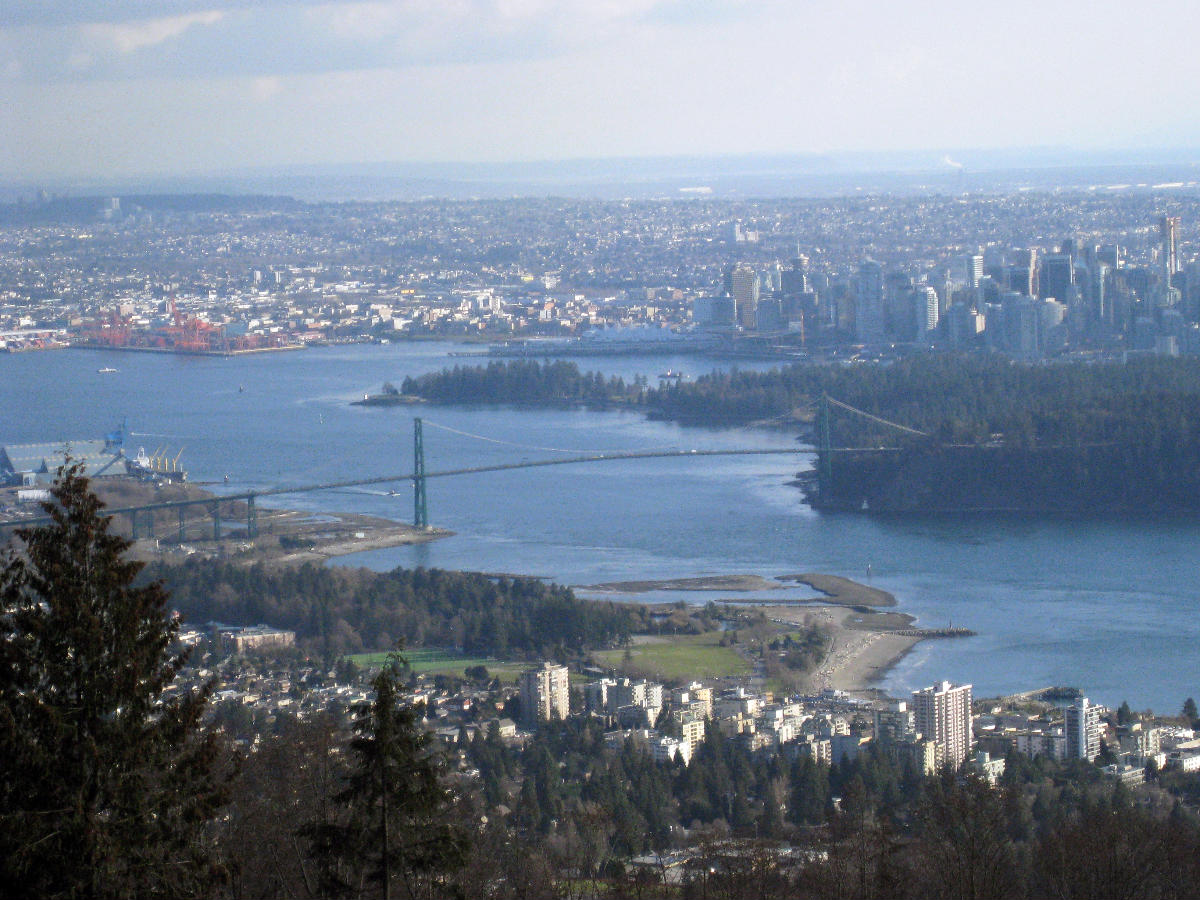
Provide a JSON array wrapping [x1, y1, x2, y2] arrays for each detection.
[[818, 393, 833, 497], [413, 417, 429, 529]]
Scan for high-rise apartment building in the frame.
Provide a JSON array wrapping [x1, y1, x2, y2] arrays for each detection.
[[964, 254, 984, 289], [915, 285, 940, 335], [1066, 696, 1102, 762], [912, 681, 973, 769], [519, 662, 570, 728]]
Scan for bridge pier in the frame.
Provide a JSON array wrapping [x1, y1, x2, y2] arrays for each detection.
[[178, 507, 186, 543], [130, 509, 155, 541]]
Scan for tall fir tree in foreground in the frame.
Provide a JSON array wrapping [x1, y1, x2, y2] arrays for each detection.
[[302, 655, 469, 899], [0, 464, 228, 899]]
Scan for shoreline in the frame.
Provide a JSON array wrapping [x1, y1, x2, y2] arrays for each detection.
[[69, 343, 305, 357], [40, 480, 456, 566], [580, 570, 937, 697], [760, 603, 925, 695], [74, 479, 935, 694]]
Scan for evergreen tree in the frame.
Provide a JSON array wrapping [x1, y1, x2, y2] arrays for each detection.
[[1117, 700, 1133, 725], [302, 657, 469, 899], [0, 464, 228, 899]]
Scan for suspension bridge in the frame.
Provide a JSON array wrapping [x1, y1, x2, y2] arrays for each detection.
[[1, 396, 915, 541]]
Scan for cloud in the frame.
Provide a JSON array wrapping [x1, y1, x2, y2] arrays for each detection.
[[310, 0, 669, 51], [82, 11, 225, 55], [66, 51, 95, 71], [0, 2, 333, 29], [1, 0, 771, 83], [250, 74, 283, 99]]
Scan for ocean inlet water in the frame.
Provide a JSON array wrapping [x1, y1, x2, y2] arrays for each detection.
[[4, 341, 1198, 712]]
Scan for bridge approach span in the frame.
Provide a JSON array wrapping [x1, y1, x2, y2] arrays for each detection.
[[258, 446, 814, 498], [2, 446, 841, 534]]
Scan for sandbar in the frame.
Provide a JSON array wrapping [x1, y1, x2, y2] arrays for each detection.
[[776, 573, 896, 607], [581, 574, 793, 593]]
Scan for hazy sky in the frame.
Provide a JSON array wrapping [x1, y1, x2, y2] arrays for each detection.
[[4, 0, 1200, 179]]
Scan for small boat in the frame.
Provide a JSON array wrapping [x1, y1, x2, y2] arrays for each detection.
[[658, 369, 685, 380], [97, 367, 118, 374]]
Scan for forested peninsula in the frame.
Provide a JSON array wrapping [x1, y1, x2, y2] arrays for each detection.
[[143, 560, 644, 659], [398, 355, 1200, 514]]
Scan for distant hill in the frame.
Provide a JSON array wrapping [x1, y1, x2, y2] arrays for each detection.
[[7, 146, 1200, 202]]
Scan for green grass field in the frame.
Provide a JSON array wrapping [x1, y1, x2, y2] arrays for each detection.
[[590, 632, 749, 682], [346, 648, 527, 682], [348, 635, 749, 686]]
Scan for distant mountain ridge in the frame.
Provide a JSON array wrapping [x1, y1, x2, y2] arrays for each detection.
[[6, 146, 1200, 202]]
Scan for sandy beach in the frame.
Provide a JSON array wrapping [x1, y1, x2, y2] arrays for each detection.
[[757, 602, 924, 695]]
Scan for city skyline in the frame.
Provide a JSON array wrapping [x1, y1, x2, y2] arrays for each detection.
[[5, 1, 1200, 180]]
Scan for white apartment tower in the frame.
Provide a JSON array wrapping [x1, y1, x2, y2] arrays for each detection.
[[1066, 696, 1102, 762], [916, 285, 940, 335], [912, 681, 973, 769], [519, 662, 570, 728]]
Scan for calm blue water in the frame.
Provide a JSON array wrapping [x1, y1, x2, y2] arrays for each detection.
[[4, 343, 1198, 712]]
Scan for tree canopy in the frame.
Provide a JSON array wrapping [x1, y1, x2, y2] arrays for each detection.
[[0, 464, 228, 899], [302, 656, 469, 899]]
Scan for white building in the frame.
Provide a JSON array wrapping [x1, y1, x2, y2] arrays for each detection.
[[518, 662, 570, 728], [1065, 697, 1103, 762], [912, 681, 973, 769]]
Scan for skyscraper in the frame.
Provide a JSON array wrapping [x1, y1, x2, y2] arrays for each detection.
[[855, 260, 885, 344], [915, 285, 940, 336], [912, 681, 973, 769], [1160, 215, 1180, 279], [781, 264, 809, 296], [721, 264, 736, 297], [519, 662, 570, 728], [1008, 248, 1037, 297], [1039, 253, 1074, 303], [964, 254, 984, 290], [730, 266, 759, 330]]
